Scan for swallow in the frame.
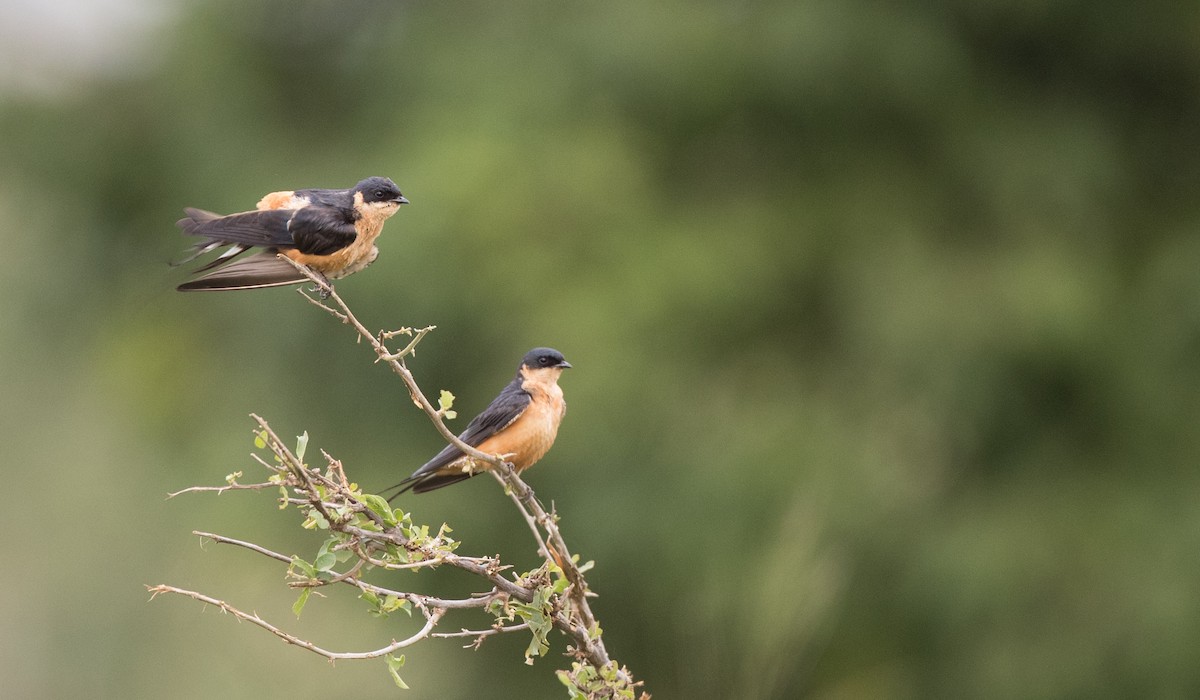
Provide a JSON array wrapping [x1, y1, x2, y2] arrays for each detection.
[[389, 347, 573, 496], [174, 176, 408, 291]]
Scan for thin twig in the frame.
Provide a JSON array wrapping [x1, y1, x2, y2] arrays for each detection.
[[433, 621, 532, 650], [489, 470, 554, 562], [189, 531, 496, 610], [430, 622, 531, 639], [167, 482, 277, 498], [195, 531, 292, 564], [146, 584, 444, 661]]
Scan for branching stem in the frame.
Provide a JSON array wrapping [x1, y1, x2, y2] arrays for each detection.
[[154, 260, 643, 696]]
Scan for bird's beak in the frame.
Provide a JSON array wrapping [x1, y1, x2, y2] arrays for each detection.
[[395, 195, 410, 205], [558, 360, 573, 369]]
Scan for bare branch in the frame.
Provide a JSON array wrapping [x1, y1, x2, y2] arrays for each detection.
[[433, 621, 532, 650], [195, 531, 292, 564], [431, 622, 531, 639], [167, 482, 277, 499], [146, 584, 444, 661]]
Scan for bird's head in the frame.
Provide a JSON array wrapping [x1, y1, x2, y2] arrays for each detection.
[[354, 176, 409, 211], [521, 347, 572, 372], [518, 348, 572, 386]]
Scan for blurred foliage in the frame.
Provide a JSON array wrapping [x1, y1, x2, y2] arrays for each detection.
[[2, 0, 1200, 698]]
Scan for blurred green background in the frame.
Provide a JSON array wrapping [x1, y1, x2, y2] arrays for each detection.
[[2, 0, 1199, 697]]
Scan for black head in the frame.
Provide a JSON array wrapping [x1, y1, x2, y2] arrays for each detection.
[[354, 176, 408, 205], [520, 347, 572, 371]]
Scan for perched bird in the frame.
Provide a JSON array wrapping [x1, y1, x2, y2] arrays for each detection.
[[390, 347, 573, 496], [175, 176, 408, 291]]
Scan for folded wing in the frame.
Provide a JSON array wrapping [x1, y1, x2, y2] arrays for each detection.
[[390, 383, 532, 495]]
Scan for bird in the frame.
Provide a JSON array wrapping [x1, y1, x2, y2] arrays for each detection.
[[174, 176, 408, 291], [389, 347, 573, 496]]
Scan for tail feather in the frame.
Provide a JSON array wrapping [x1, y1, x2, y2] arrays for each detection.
[[385, 471, 474, 501], [176, 251, 307, 291], [177, 207, 222, 232], [174, 207, 300, 290], [171, 210, 227, 267], [171, 239, 223, 267], [191, 244, 252, 273]]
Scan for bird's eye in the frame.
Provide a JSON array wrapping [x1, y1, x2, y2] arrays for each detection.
[[374, 189, 386, 199], [540, 356, 553, 365]]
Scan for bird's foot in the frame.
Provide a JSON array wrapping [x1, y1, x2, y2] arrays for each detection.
[[306, 271, 334, 299]]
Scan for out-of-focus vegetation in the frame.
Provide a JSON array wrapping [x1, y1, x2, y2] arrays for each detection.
[[2, 1, 1199, 697]]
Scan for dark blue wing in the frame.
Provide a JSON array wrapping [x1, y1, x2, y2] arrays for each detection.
[[287, 205, 358, 255], [177, 208, 294, 248], [388, 379, 531, 496]]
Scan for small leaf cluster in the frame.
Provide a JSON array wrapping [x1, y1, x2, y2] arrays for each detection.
[[253, 432, 460, 614], [242, 422, 630, 696], [557, 661, 646, 700]]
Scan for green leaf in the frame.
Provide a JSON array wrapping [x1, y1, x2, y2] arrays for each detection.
[[303, 509, 329, 530], [290, 556, 316, 578], [548, 562, 569, 593], [253, 430, 267, 449], [524, 633, 548, 664], [295, 431, 309, 462], [314, 551, 337, 572], [386, 654, 409, 690], [377, 595, 413, 617], [438, 390, 457, 420], [361, 494, 396, 525], [513, 586, 554, 663], [292, 588, 311, 617]]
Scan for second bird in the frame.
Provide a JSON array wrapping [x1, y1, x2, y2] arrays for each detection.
[[390, 347, 573, 496], [175, 176, 408, 291]]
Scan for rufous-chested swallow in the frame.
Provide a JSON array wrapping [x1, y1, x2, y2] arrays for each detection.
[[175, 176, 407, 291]]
